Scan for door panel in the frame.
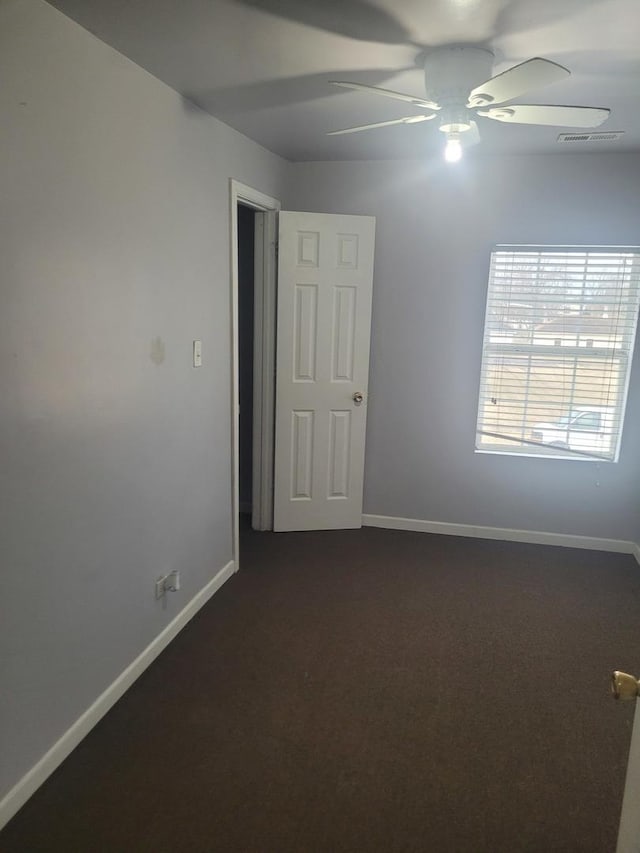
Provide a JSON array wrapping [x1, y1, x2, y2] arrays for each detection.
[[274, 212, 375, 531], [617, 700, 640, 852]]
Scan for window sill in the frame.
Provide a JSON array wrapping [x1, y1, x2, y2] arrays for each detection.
[[474, 446, 616, 463]]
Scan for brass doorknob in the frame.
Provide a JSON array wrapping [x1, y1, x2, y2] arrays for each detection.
[[352, 392, 364, 404], [611, 671, 640, 700]]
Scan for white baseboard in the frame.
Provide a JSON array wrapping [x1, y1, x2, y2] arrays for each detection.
[[0, 559, 236, 831], [362, 514, 638, 557]]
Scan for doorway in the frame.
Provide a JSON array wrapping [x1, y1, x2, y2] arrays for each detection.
[[237, 203, 255, 521], [230, 180, 281, 570], [231, 189, 375, 550]]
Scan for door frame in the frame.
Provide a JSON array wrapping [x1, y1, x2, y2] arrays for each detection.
[[229, 180, 281, 567]]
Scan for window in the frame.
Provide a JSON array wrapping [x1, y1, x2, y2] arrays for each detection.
[[476, 246, 640, 461]]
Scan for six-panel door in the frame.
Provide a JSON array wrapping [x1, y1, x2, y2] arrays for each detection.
[[273, 212, 376, 531]]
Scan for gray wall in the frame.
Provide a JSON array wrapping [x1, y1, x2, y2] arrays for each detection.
[[0, 0, 286, 801], [286, 155, 640, 541]]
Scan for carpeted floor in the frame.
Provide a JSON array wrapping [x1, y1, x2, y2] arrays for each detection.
[[3, 525, 640, 852]]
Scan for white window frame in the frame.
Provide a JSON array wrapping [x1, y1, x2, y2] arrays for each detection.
[[475, 245, 640, 463]]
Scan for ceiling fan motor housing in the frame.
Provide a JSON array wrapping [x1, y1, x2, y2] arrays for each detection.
[[422, 46, 494, 133]]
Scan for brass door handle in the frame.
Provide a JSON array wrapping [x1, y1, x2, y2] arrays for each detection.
[[612, 671, 640, 700], [352, 392, 364, 404]]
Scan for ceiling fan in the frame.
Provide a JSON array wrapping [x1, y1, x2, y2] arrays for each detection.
[[328, 47, 610, 161]]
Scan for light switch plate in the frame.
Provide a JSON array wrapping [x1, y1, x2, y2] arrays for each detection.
[[193, 339, 202, 367]]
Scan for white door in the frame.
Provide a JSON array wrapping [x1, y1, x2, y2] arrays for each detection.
[[273, 211, 375, 531], [617, 698, 640, 852]]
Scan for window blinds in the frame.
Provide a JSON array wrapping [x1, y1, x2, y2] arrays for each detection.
[[476, 246, 640, 461]]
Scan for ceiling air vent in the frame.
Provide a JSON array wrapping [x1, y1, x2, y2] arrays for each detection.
[[557, 131, 625, 143]]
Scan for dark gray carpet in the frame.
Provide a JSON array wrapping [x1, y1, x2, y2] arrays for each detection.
[[2, 526, 639, 852]]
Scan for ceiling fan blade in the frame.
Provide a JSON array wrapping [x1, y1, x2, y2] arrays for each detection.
[[468, 58, 570, 107], [327, 115, 435, 135], [234, 0, 411, 44], [331, 81, 439, 111], [478, 104, 610, 127]]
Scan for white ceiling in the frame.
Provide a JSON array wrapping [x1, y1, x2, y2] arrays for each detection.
[[49, 0, 640, 161]]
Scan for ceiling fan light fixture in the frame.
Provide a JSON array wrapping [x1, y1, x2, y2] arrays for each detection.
[[444, 133, 462, 163], [438, 106, 472, 135]]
